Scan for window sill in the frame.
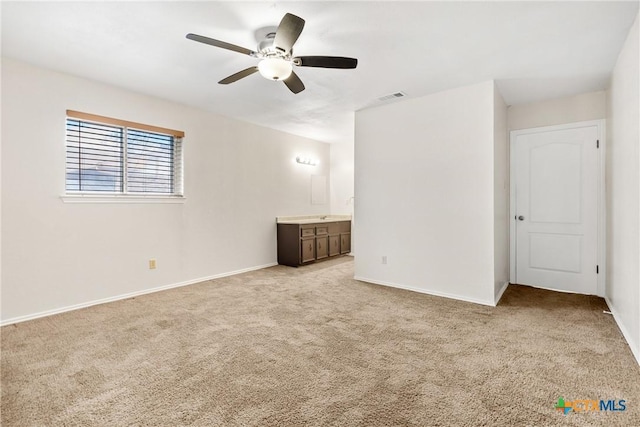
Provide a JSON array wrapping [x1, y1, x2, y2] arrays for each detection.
[[60, 194, 186, 204]]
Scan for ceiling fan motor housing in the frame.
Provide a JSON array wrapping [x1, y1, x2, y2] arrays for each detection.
[[258, 33, 277, 53]]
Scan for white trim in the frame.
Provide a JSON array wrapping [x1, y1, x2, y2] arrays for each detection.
[[605, 297, 640, 366], [0, 262, 277, 326], [61, 194, 186, 204], [354, 276, 496, 307], [495, 281, 510, 305], [509, 119, 606, 296], [596, 121, 607, 297]]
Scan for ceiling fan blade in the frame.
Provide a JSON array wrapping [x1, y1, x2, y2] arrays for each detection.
[[283, 71, 305, 94], [218, 67, 259, 85], [294, 56, 358, 69], [273, 13, 305, 53], [186, 33, 256, 57]]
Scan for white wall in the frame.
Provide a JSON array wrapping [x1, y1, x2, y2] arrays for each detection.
[[606, 13, 639, 365], [329, 117, 355, 253], [1, 58, 330, 323], [508, 91, 606, 131], [354, 81, 498, 306], [494, 85, 509, 302], [329, 116, 355, 216]]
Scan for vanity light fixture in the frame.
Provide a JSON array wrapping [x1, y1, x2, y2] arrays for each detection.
[[296, 156, 318, 166]]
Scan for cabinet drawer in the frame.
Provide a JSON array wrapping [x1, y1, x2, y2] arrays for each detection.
[[328, 223, 340, 234], [315, 226, 329, 235], [301, 227, 315, 237]]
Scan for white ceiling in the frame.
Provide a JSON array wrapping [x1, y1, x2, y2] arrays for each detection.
[[2, 1, 638, 144]]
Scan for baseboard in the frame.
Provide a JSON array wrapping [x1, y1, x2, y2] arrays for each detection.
[[354, 276, 495, 307], [0, 262, 278, 327], [494, 281, 510, 305], [604, 297, 640, 366]]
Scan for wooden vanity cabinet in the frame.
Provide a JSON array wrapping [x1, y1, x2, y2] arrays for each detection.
[[301, 237, 315, 263], [339, 221, 351, 254], [277, 220, 351, 267], [340, 233, 351, 254], [329, 235, 341, 256], [315, 225, 329, 259], [328, 223, 341, 257], [300, 225, 316, 263]]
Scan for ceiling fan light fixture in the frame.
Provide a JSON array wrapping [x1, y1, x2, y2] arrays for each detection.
[[258, 58, 292, 81], [187, 13, 357, 94]]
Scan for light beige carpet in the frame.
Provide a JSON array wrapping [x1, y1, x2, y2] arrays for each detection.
[[2, 257, 639, 426]]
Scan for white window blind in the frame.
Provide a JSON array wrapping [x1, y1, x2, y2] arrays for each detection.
[[65, 111, 184, 195]]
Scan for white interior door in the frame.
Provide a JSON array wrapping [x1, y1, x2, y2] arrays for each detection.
[[513, 125, 599, 294]]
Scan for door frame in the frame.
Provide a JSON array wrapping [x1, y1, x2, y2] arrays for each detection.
[[509, 120, 606, 296]]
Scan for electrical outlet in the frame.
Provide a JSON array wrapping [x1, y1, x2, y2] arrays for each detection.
[[382, 256, 387, 265], [149, 259, 157, 269]]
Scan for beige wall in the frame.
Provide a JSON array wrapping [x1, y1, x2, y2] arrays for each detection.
[[507, 91, 606, 131], [1, 58, 331, 323]]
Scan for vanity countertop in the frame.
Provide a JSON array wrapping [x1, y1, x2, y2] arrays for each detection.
[[276, 215, 351, 225]]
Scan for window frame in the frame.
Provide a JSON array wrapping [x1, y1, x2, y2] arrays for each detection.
[[63, 110, 185, 203]]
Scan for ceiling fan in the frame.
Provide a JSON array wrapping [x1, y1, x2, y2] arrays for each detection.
[[186, 13, 358, 94]]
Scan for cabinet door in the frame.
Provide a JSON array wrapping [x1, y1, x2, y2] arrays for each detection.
[[316, 236, 329, 259], [301, 237, 315, 263], [329, 235, 340, 256], [340, 233, 351, 254]]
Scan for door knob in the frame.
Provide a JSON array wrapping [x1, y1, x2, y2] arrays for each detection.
[[518, 215, 525, 221]]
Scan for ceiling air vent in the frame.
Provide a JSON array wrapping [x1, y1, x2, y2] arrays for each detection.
[[357, 91, 408, 111], [378, 91, 406, 102]]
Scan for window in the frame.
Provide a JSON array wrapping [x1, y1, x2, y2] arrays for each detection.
[[65, 110, 184, 196]]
